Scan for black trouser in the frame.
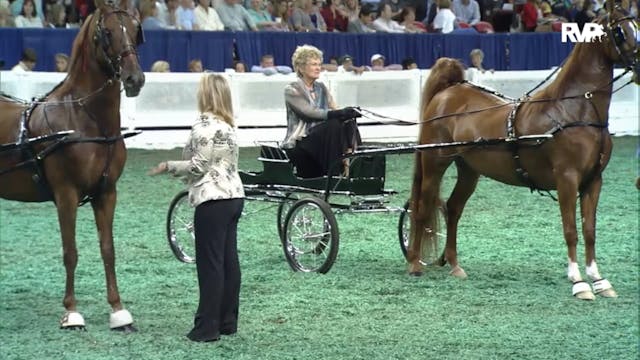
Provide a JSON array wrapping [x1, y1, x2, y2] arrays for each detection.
[[187, 197, 244, 342], [287, 118, 361, 178]]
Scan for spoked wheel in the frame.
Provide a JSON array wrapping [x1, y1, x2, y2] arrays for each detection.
[[166, 190, 196, 264], [276, 193, 298, 241], [398, 199, 446, 266], [282, 197, 339, 273]]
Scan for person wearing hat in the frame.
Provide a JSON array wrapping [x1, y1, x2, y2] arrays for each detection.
[[12, 48, 36, 72], [347, 3, 376, 33], [337, 54, 366, 74], [282, 44, 363, 178]]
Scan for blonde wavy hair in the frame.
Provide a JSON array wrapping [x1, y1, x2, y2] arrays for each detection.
[[291, 44, 323, 77], [197, 74, 234, 126]]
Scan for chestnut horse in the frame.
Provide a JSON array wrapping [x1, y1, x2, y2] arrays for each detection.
[[408, 0, 638, 300], [0, 0, 145, 329]]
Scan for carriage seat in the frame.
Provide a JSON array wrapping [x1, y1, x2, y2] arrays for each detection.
[[258, 144, 290, 163]]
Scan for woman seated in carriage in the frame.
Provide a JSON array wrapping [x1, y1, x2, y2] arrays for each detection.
[[281, 44, 362, 178]]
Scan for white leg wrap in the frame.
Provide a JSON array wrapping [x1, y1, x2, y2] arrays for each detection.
[[585, 262, 602, 281], [567, 261, 582, 282], [592, 278, 613, 294], [109, 309, 134, 329], [572, 281, 595, 300], [60, 311, 86, 328]]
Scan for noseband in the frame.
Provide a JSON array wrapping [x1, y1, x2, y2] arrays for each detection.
[[93, 9, 144, 80]]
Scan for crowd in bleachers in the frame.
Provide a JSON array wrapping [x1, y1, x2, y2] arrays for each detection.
[[1, 0, 637, 34]]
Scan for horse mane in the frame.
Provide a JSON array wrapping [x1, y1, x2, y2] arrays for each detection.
[[68, 13, 97, 76], [420, 58, 465, 119]]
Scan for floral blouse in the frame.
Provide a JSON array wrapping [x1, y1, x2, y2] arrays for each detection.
[[167, 113, 245, 207]]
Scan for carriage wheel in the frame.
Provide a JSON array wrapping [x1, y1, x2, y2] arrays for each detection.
[[282, 197, 339, 273], [166, 190, 196, 264], [276, 193, 298, 241], [398, 199, 446, 266]]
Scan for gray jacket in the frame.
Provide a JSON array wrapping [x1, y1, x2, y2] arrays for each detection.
[[282, 78, 336, 149]]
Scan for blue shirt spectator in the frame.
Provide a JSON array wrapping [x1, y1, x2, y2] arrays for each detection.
[[215, 0, 258, 31]]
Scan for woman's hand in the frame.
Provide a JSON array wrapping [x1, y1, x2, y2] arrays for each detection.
[[148, 162, 168, 176]]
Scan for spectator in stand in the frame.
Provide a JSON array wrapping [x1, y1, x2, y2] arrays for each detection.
[[432, 0, 456, 33], [341, 0, 360, 21], [395, 6, 427, 32], [320, 0, 348, 32], [233, 60, 247, 72], [189, 58, 204, 72], [177, 0, 198, 30], [141, 0, 167, 29], [421, 0, 438, 31], [469, 48, 493, 72], [372, 3, 406, 32], [291, 0, 326, 32], [151, 60, 171, 72], [15, 0, 43, 28], [382, 0, 405, 17], [163, 0, 181, 29], [369, 53, 402, 71], [347, 3, 376, 32], [54, 53, 69, 72], [272, 0, 292, 30], [401, 57, 418, 69], [251, 54, 293, 75], [12, 48, 37, 72], [194, 0, 224, 30], [10, 0, 43, 22], [47, 3, 67, 28], [247, 0, 283, 30], [452, 0, 480, 26], [520, 0, 538, 31], [0, 0, 15, 27], [575, 0, 595, 30], [337, 54, 366, 74], [216, 0, 258, 31]]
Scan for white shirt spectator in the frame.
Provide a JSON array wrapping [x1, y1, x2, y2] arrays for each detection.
[[433, 8, 456, 33], [14, 15, 42, 27], [194, 5, 224, 30], [452, 0, 480, 25], [371, 17, 405, 32]]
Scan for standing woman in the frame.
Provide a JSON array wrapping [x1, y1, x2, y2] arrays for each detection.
[[282, 44, 362, 178], [148, 74, 245, 342]]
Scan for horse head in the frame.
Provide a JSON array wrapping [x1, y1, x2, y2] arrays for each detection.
[[602, 0, 640, 84], [92, 0, 145, 96]]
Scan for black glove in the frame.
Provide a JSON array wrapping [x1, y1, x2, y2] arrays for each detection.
[[327, 106, 362, 121]]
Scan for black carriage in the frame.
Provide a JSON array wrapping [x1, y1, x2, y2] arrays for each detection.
[[166, 143, 423, 273]]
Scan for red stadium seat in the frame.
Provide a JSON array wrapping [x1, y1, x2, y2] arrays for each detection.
[[474, 21, 495, 33]]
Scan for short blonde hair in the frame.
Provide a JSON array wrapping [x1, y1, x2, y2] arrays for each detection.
[[197, 74, 234, 126], [151, 60, 170, 72], [291, 44, 323, 76], [470, 49, 484, 59]]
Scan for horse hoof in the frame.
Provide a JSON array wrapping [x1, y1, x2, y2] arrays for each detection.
[[110, 309, 134, 329], [449, 266, 467, 279], [593, 279, 618, 298], [409, 271, 423, 277], [572, 281, 595, 300], [111, 324, 138, 333], [60, 311, 86, 329]]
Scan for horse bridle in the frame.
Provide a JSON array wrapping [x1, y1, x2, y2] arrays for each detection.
[[605, 6, 640, 72], [93, 8, 144, 80]]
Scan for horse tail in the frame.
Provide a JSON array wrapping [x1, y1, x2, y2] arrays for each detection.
[[420, 57, 465, 118], [408, 150, 442, 268]]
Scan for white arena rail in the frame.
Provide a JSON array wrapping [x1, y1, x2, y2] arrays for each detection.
[[1, 69, 637, 149]]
